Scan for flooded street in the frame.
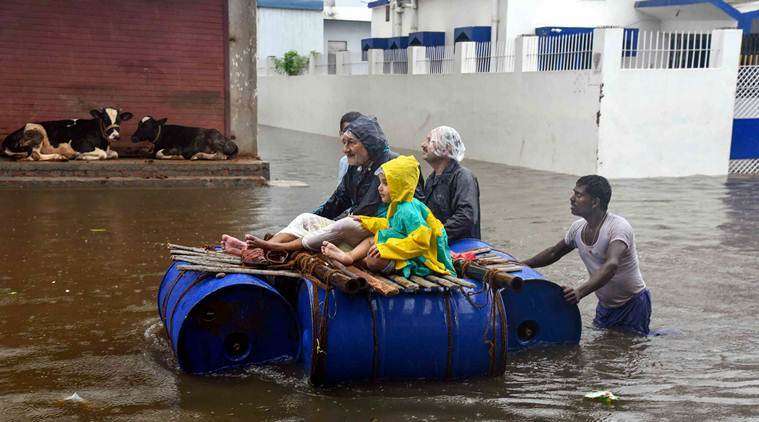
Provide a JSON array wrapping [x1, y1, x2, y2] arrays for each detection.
[[1, 125, 758, 420]]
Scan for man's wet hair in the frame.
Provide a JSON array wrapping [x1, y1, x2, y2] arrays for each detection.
[[339, 111, 362, 133], [576, 175, 612, 211]]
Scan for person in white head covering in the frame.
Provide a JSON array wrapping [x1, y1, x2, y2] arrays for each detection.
[[420, 126, 481, 242]]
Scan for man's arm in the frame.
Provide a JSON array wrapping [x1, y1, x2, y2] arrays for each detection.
[[349, 175, 383, 217], [313, 176, 351, 219], [443, 172, 479, 241], [563, 240, 627, 304], [521, 239, 574, 268]]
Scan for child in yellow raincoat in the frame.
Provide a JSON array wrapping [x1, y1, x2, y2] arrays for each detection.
[[322, 155, 456, 277]]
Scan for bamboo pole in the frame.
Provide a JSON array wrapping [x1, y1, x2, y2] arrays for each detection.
[[477, 258, 518, 266], [454, 260, 524, 291], [442, 275, 476, 289], [373, 274, 404, 291], [292, 253, 366, 294], [168, 244, 217, 254], [176, 264, 301, 278], [485, 264, 524, 273], [409, 275, 442, 290], [170, 249, 239, 260], [470, 247, 492, 255], [172, 254, 242, 266], [387, 275, 419, 292], [425, 274, 457, 289]]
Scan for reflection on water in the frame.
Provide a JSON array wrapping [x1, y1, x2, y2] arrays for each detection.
[[1, 125, 758, 420]]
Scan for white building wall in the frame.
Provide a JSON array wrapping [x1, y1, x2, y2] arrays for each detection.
[[371, 6, 392, 37], [368, 0, 738, 47], [503, 0, 659, 40], [259, 28, 742, 178], [324, 20, 371, 56], [416, 0, 491, 45], [596, 29, 742, 178], [257, 8, 324, 58], [259, 72, 602, 175]]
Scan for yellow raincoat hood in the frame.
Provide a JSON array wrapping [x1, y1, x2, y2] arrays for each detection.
[[380, 154, 419, 218]]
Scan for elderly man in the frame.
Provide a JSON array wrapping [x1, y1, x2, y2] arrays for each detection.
[[316, 115, 423, 219], [520, 175, 652, 336], [229, 115, 423, 254], [420, 126, 481, 242]]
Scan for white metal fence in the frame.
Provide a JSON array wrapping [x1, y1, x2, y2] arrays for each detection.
[[415, 45, 455, 75], [731, 65, 759, 175], [463, 41, 516, 73], [729, 159, 759, 174], [342, 52, 368, 75], [382, 49, 408, 75], [622, 30, 714, 70], [258, 29, 730, 77], [734, 65, 759, 118], [524, 32, 593, 72]]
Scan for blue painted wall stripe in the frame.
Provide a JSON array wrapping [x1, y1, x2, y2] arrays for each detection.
[[368, 0, 390, 8], [731, 119, 759, 159], [258, 0, 324, 11]]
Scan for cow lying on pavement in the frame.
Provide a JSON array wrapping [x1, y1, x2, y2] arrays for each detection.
[[7, 123, 78, 161], [2, 107, 133, 160], [131, 116, 239, 160]]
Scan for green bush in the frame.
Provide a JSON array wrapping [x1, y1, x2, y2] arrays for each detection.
[[273, 50, 309, 76]]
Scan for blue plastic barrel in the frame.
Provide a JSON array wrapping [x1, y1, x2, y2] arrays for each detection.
[[158, 262, 299, 374], [296, 277, 507, 385], [450, 239, 582, 352]]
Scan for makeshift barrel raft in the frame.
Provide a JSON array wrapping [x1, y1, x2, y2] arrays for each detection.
[[157, 239, 581, 384]]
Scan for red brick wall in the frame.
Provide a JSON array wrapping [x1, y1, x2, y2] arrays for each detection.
[[0, 0, 228, 148]]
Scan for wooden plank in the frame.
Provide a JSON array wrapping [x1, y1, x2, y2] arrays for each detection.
[[409, 275, 442, 290], [425, 275, 457, 289], [470, 247, 492, 255], [388, 274, 419, 293], [442, 275, 477, 289], [485, 264, 524, 273], [172, 254, 242, 266], [346, 266, 400, 296], [387, 275, 420, 292]]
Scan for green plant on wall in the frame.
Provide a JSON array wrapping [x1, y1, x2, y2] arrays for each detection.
[[274, 50, 310, 76]]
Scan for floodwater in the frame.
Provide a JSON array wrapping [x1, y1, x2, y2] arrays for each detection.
[[1, 125, 758, 421]]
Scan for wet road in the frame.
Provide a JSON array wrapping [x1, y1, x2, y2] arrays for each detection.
[[1, 125, 758, 420]]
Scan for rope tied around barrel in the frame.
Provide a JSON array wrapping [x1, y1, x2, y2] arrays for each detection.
[[484, 268, 502, 289]]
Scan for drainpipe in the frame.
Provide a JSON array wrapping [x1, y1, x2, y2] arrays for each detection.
[[407, 0, 418, 33], [392, 0, 405, 37], [491, 0, 499, 45], [325, 0, 336, 17]]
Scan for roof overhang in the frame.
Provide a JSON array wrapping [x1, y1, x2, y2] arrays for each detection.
[[368, 0, 390, 8], [258, 0, 323, 11], [388, 36, 409, 49], [362, 37, 389, 51], [408, 31, 446, 47], [454, 26, 491, 43], [635, 0, 739, 21]]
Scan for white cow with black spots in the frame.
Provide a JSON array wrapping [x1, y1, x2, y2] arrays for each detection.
[[2, 107, 133, 161]]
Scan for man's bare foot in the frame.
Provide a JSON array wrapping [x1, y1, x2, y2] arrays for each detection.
[[245, 235, 284, 251], [321, 241, 354, 266], [221, 234, 247, 254]]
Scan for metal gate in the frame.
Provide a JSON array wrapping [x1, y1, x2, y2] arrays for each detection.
[[731, 65, 759, 174]]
